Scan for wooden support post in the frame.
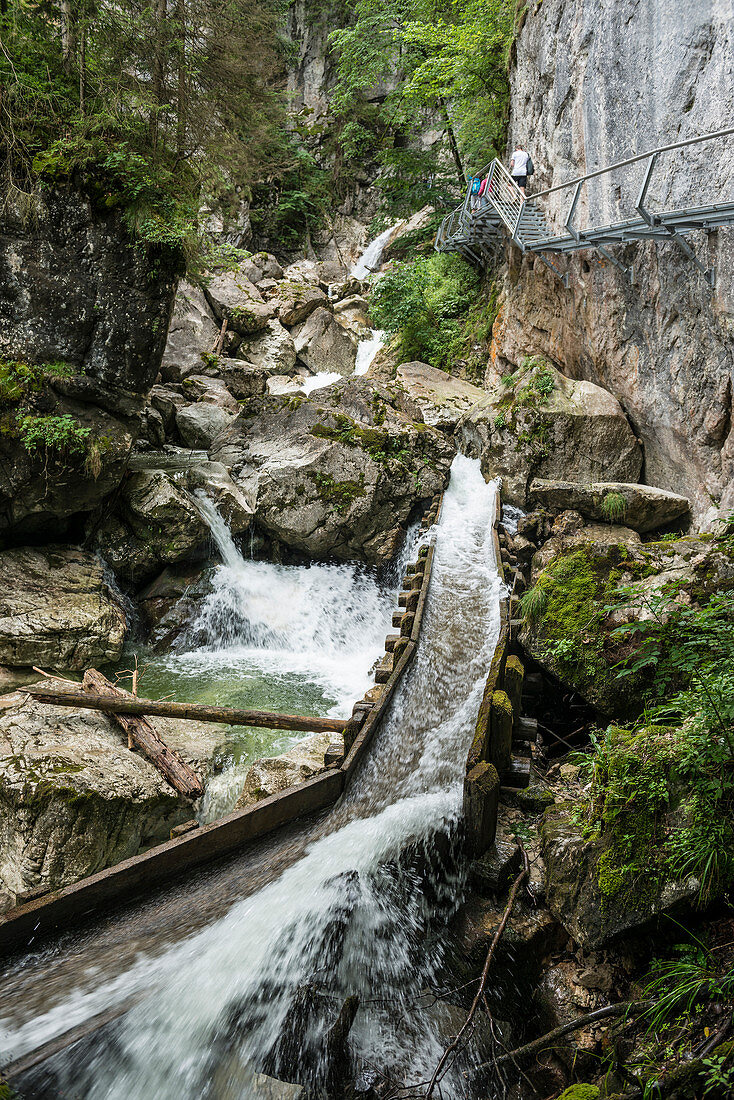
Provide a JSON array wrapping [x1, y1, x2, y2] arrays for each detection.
[[82, 670, 204, 800], [487, 690, 513, 778], [463, 761, 500, 856], [503, 654, 524, 735]]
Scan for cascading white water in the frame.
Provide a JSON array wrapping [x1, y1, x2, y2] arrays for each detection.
[[354, 328, 385, 376], [52, 455, 502, 1100], [156, 491, 416, 820], [350, 224, 397, 280]]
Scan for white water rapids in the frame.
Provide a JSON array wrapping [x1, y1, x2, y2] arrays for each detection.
[[2, 456, 502, 1099]]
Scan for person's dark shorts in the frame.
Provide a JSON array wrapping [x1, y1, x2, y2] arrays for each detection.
[[512, 175, 527, 188]]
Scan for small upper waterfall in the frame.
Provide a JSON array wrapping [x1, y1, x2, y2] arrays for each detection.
[[354, 329, 385, 376], [350, 224, 397, 280]]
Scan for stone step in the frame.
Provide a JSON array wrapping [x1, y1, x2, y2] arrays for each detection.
[[384, 633, 401, 652]]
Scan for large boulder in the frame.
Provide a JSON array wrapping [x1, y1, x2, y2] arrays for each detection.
[[215, 358, 271, 399], [0, 187, 180, 397], [176, 402, 237, 449], [282, 259, 322, 285], [235, 732, 335, 809], [269, 280, 329, 326], [0, 683, 227, 906], [160, 281, 219, 382], [0, 546, 126, 670], [541, 802, 700, 950], [0, 389, 137, 541], [180, 374, 240, 413], [332, 295, 372, 340], [293, 307, 357, 376], [204, 269, 274, 335], [529, 479, 690, 533], [0, 187, 180, 544], [137, 563, 214, 650], [212, 377, 453, 561], [396, 362, 486, 428], [236, 319, 297, 374], [530, 523, 641, 583], [460, 360, 642, 508], [519, 529, 734, 715]]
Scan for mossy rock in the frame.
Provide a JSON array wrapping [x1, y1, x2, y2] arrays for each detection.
[[556, 1086, 600, 1100], [540, 802, 700, 949], [518, 542, 652, 717]]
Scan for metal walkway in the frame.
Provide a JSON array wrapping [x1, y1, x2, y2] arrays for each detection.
[[435, 127, 734, 288]]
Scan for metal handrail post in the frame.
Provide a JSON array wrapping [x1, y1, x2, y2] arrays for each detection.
[[564, 180, 584, 239], [635, 152, 659, 224], [512, 197, 526, 246]]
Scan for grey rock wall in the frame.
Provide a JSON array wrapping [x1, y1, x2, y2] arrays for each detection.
[[495, 0, 734, 526], [0, 186, 182, 541], [0, 187, 181, 394]]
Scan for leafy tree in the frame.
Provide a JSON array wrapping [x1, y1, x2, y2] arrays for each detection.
[[330, 0, 517, 215], [0, 0, 291, 248], [369, 252, 480, 369]]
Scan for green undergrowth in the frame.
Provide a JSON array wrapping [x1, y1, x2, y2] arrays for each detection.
[[0, 359, 101, 466], [0, 359, 77, 407], [574, 576, 734, 909], [368, 252, 481, 371]]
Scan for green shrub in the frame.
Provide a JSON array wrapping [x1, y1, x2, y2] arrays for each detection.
[[368, 253, 480, 371], [17, 414, 91, 457]]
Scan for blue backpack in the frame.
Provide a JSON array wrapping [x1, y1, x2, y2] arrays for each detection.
[[470, 176, 482, 195]]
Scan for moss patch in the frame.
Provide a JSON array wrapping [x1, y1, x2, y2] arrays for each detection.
[[310, 472, 366, 514]]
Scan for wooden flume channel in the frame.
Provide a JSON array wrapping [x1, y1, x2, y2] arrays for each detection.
[[1, 484, 531, 1087], [0, 493, 444, 967]]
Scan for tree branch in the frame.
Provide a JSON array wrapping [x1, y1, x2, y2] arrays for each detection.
[[468, 1000, 655, 1078], [425, 844, 530, 1097]]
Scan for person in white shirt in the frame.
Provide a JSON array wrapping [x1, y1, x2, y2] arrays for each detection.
[[510, 145, 530, 195]]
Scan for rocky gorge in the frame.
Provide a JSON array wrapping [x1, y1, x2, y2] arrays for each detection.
[[1, 1, 733, 1098]]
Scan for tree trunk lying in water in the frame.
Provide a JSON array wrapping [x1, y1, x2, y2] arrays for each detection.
[[24, 684, 349, 735], [81, 669, 204, 800]]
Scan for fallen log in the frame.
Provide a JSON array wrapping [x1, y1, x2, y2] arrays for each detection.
[[23, 684, 349, 735], [81, 669, 204, 800]]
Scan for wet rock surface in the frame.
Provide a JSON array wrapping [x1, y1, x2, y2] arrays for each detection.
[[0, 547, 126, 670], [235, 731, 337, 809], [211, 377, 453, 561], [0, 682, 228, 907]]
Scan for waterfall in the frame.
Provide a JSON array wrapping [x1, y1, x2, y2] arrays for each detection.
[[182, 491, 413, 715], [48, 455, 502, 1100], [354, 329, 385, 376], [350, 224, 398, 280]]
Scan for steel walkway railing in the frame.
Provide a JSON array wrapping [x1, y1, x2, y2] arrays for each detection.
[[435, 127, 734, 288]]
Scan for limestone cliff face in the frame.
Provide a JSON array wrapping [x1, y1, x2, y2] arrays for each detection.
[[494, 0, 734, 526]]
